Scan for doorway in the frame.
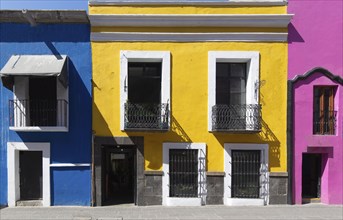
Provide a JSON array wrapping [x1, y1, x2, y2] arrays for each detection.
[[302, 154, 321, 199], [19, 151, 42, 200], [103, 146, 135, 205], [29, 77, 57, 126]]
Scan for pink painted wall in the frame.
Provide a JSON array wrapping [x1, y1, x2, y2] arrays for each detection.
[[289, 0, 343, 204], [288, 0, 343, 78]]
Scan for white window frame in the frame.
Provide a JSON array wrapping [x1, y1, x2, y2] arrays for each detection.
[[208, 51, 260, 131], [224, 143, 269, 206], [120, 50, 171, 131], [7, 142, 51, 207], [162, 142, 206, 206], [10, 76, 69, 132]]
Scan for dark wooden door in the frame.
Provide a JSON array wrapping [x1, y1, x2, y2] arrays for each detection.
[[302, 154, 321, 198], [19, 151, 42, 200]]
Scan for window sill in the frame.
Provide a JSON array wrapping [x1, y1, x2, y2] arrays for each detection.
[[10, 126, 68, 132], [210, 129, 261, 133], [165, 197, 202, 206], [225, 198, 265, 206]]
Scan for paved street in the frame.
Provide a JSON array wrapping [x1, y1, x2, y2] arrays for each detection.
[[1, 204, 342, 220]]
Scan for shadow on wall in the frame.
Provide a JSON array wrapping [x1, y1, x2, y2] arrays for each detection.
[[16, 58, 92, 164], [212, 118, 280, 169], [288, 23, 305, 43], [168, 115, 192, 142]]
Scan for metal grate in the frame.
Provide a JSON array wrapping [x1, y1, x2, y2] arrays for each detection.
[[313, 110, 336, 135], [169, 149, 198, 198], [232, 150, 261, 198], [124, 102, 169, 130], [212, 104, 261, 132], [9, 99, 68, 127]]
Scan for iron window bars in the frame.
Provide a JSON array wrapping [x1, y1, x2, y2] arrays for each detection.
[[169, 149, 198, 198], [232, 150, 261, 198]]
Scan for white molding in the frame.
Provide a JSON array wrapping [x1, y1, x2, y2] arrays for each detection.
[[208, 51, 260, 131], [89, 0, 287, 6], [50, 163, 91, 167], [226, 198, 265, 206], [7, 142, 50, 207], [224, 143, 269, 206], [119, 50, 171, 131], [9, 126, 68, 132], [91, 32, 288, 42], [162, 142, 207, 206], [89, 14, 293, 28]]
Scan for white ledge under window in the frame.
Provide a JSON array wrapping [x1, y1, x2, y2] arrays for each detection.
[[9, 126, 68, 132], [89, 14, 293, 28], [89, 0, 287, 6]]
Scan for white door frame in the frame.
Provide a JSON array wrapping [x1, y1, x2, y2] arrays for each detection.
[[7, 142, 50, 207]]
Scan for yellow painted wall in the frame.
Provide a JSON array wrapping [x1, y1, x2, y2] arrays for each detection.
[[92, 42, 288, 173], [90, 4, 288, 173]]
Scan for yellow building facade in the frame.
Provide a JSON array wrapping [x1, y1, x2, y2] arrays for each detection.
[[89, 0, 292, 206]]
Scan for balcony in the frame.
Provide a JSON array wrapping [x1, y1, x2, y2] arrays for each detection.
[[124, 102, 169, 131], [9, 99, 68, 132], [212, 104, 261, 132], [313, 111, 337, 135]]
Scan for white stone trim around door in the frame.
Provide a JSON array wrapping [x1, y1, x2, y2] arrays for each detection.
[[162, 142, 207, 206], [119, 50, 171, 131], [7, 142, 50, 207], [208, 51, 260, 131], [224, 143, 269, 206]]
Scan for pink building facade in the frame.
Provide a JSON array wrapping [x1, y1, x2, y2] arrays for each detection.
[[288, 1, 343, 204]]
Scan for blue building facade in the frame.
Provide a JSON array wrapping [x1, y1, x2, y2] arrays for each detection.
[[0, 10, 92, 206]]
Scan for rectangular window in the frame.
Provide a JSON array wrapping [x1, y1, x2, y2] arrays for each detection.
[[232, 150, 260, 198], [216, 63, 247, 105], [128, 62, 162, 104], [313, 87, 336, 135], [169, 149, 198, 198], [120, 50, 170, 131], [208, 51, 261, 132]]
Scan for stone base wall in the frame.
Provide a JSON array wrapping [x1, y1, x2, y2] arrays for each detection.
[[141, 171, 163, 206], [206, 172, 224, 205], [269, 172, 288, 204]]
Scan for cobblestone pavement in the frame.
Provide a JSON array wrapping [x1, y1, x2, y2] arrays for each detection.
[[1, 204, 342, 220]]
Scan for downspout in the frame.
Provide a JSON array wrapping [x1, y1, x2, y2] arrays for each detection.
[[287, 80, 293, 204]]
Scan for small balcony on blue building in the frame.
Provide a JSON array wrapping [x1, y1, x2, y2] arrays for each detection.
[[1, 55, 69, 132], [212, 104, 261, 132], [124, 102, 169, 131]]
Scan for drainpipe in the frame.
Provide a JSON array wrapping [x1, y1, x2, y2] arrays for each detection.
[[22, 9, 37, 27]]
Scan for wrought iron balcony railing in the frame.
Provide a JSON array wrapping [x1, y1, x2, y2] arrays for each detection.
[[313, 110, 337, 135], [212, 104, 262, 132], [124, 102, 169, 131], [9, 99, 68, 127]]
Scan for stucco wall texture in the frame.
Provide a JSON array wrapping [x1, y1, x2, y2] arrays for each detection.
[[288, 0, 343, 204], [0, 23, 92, 206]]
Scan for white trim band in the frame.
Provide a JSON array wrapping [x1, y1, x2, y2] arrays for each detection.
[[50, 163, 91, 167], [91, 32, 288, 42], [89, 14, 293, 28], [89, 0, 287, 6]]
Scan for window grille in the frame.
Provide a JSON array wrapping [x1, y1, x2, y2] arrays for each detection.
[[169, 149, 198, 198], [232, 150, 261, 198]]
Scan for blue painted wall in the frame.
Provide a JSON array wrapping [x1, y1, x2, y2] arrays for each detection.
[[0, 23, 92, 206]]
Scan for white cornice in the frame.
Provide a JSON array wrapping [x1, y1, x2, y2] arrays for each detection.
[[89, 14, 293, 28], [89, 0, 287, 6], [91, 32, 288, 42]]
